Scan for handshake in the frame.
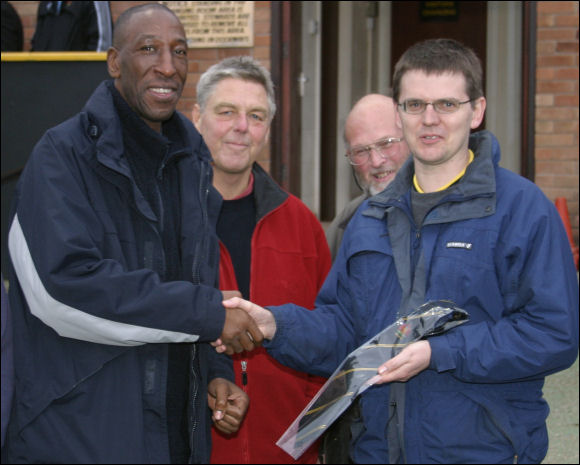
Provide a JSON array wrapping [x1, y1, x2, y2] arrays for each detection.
[[214, 291, 277, 355]]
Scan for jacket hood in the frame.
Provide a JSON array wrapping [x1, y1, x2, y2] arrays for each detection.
[[370, 129, 500, 208]]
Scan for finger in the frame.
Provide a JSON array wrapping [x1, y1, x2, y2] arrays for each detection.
[[238, 332, 256, 353], [244, 316, 264, 345], [214, 344, 227, 354], [214, 416, 239, 434], [210, 338, 223, 347], [229, 338, 244, 354], [222, 296, 242, 307], [212, 382, 229, 421]]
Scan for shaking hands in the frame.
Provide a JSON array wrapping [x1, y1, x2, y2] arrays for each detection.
[[214, 294, 277, 355]]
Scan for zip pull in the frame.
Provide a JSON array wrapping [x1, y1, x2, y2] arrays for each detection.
[[241, 360, 248, 385]]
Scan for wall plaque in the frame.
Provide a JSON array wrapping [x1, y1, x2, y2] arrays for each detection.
[[161, 1, 254, 48]]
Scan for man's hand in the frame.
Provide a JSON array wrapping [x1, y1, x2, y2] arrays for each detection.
[[207, 377, 249, 434], [212, 297, 277, 354], [220, 304, 264, 355], [367, 340, 432, 386]]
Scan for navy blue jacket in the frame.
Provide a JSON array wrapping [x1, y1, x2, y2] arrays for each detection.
[[266, 131, 579, 463], [6, 81, 230, 463]]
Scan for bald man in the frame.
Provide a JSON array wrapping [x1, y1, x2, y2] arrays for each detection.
[[325, 94, 409, 260]]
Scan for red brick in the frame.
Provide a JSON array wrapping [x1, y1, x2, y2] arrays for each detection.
[[537, 28, 577, 41], [537, 41, 558, 54], [557, 41, 580, 53], [552, 120, 579, 133], [536, 147, 579, 159], [188, 48, 219, 60], [555, 94, 580, 106], [536, 173, 579, 188], [554, 14, 580, 26], [536, 121, 555, 133], [538, 1, 576, 14], [536, 80, 576, 93], [536, 133, 575, 146], [536, 160, 579, 175], [537, 54, 576, 67], [554, 67, 580, 79], [536, 67, 556, 80]]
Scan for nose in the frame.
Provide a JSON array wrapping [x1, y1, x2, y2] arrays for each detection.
[[421, 103, 440, 125], [155, 48, 177, 77], [233, 113, 249, 132], [369, 147, 387, 167]]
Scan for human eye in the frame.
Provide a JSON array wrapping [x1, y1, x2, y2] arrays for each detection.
[[436, 99, 459, 112], [352, 147, 370, 160], [376, 139, 394, 151], [405, 99, 424, 113], [174, 47, 187, 56], [249, 112, 266, 122], [140, 44, 156, 53]]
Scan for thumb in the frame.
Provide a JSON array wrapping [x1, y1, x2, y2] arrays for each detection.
[[213, 381, 229, 421], [222, 296, 242, 307]]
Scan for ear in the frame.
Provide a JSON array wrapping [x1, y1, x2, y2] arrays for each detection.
[[107, 47, 120, 79], [470, 97, 486, 130], [192, 104, 202, 130]]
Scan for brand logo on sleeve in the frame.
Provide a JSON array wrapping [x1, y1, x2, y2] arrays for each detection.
[[446, 241, 473, 250]]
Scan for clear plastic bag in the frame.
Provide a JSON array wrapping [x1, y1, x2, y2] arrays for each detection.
[[276, 300, 469, 459]]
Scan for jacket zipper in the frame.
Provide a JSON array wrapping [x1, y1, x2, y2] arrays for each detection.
[[191, 162, 210, 286], [189, 163, 209, 462], [241, 360, 248, 386]]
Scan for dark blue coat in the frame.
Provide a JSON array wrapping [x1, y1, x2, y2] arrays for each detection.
[[267, 131, 579, 463], [6, 81, 230, 463]]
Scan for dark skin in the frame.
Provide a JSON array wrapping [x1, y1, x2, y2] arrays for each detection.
[[106, 6, 263, 433]]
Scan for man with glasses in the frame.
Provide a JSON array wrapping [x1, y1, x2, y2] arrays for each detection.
[[218, 38, 579, 463], [325, 94, 409, 261], [321, 94, 408, 464]]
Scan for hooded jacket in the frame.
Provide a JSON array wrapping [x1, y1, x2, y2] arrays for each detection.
[[265, 130, 579, 463], [5, 81, 231, 463], [211, 163, 331, 464]]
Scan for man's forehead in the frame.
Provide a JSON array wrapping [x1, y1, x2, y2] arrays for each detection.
[[125, 9, 185, 37]]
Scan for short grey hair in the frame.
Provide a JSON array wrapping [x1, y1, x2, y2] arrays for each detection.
[[196, 56, 276, 121]]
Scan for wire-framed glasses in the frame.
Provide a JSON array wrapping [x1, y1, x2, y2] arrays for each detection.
[[398, 98, 473, 114], [345, 137, 404, 166]]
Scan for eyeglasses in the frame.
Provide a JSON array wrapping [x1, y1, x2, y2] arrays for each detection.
[[398, 98, 473, 114], [345, 137, 404, 166]]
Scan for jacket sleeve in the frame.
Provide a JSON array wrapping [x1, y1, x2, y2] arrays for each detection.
[[8, 128, 226, 347], [429, 190, 579, 382]]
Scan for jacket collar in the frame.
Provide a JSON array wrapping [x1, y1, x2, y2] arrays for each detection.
[[251, 162, 289, 222], [365, 130, 500, 219]]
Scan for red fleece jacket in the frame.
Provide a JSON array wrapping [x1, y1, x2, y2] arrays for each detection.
[[211, 170, 331, 464]]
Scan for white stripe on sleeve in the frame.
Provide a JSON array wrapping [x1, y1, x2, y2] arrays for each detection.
[[8, 214, 199, 346]]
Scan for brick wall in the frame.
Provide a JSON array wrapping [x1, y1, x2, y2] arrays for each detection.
[[536, 1, 579, 246]]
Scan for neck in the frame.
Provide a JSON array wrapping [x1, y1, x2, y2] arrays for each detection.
[[414, 149, 471, 193], [213, 168, 252, 200]]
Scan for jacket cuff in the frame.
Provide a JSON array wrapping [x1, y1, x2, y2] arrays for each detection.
[[428, 334, 457, 372]]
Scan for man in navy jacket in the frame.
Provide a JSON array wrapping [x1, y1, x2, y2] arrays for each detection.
[[219, 39, 579, 463], [5, 4, 261, 463]]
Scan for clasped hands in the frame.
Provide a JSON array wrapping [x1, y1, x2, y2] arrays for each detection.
[[213, 292, 276, 355]]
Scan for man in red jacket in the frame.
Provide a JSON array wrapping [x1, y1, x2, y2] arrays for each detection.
[[192, 56, 331, 464]]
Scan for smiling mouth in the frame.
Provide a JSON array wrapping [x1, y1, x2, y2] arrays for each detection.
[[373, 170, 395, 180], [149, 87, 178, 99]]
